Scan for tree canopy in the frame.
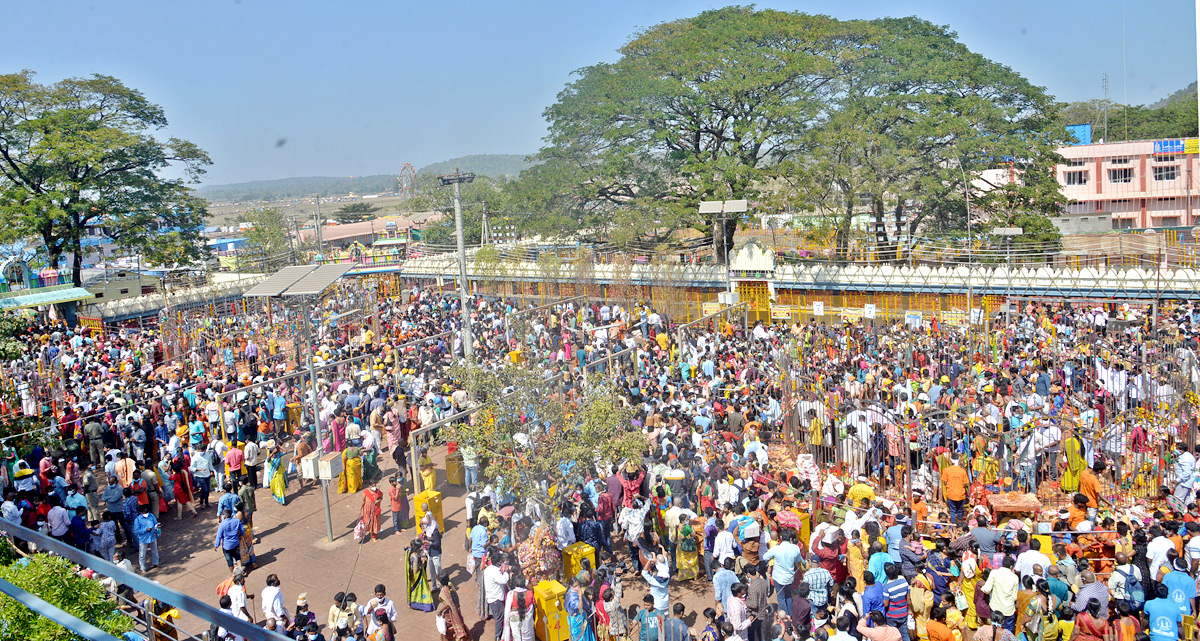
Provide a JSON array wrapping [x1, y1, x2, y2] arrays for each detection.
[[0, 554, 133, 641], [518, 8, 1068, 258], [240, 207, 292, 259], [443, 363, 645, 516], [0, 71, 212, 285], [334, 201, 381, 223]]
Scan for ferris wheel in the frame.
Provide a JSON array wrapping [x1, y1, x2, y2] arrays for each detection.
[[397, 163, 417, 197]]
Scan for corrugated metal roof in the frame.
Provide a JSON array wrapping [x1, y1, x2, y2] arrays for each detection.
[[282, 263, 352, 297], [242, 265, 317, 298], [0, 286, 94, 310]]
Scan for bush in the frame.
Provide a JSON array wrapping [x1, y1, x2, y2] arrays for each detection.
[[0, 554, 133, 641]]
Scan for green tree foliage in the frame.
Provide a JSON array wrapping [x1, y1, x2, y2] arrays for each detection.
[[525, 8, 1067, 259], [443, 363, 645, 517], [0, 554, 134, 641], [0, 71, 212, 285], [334, 201, 381, 223], [797, 17, 1065, 255], [408, 174, 507, 245], [240, 207, 292, 258]]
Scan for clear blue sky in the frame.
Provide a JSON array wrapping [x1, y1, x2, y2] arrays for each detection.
[[4, 1, 1196, 186]]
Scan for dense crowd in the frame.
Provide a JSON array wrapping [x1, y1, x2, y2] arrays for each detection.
[[3, 287, 1200, 641]]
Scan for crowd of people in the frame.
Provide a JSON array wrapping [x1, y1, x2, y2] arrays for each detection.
[[2, 284, 1200, 641]]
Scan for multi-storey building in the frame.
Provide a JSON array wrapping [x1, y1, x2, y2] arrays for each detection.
[[1056, 138, 1199, 229]]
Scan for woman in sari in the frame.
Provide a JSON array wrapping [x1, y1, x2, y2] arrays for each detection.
[[266, 444, 287, 505], [419, 448, 436, 492], [502, 574, 536, 641], [331, 413, 347, 452], [360, 482, 383, 542], [339, 446, 363, 494], [1061, 429, 1086, 494], [437, 571, 471, 641], [236, 509, 258, 571], [1013, 576, 1039, 640], [675, 520, 700, 581], [564, 577, 597, 641], [1069, 598, 1107, 641], [402, 539, 434, 612], [363, 437, 382, 482], [591, 586, 610, 641]]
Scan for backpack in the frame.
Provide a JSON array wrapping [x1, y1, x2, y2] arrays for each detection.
[[1117, 567, 1145, 609]]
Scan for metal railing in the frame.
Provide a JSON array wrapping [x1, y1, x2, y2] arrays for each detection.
[[0, 519, 286, 641]]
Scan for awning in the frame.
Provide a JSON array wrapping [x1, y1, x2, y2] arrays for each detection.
[[0, 286, 94, 310]]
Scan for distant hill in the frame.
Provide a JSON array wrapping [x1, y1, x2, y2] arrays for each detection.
[[196, 175, 398, 203], [418, 154, 533, 178], [1149, 81, 1197, 109]]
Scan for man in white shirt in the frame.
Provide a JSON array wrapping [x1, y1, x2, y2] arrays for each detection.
[[713, 525, 737, 565], [363, 584, 398, 635], [483, 552, 511, 641], [242, 439, 260, 488], [217, 595, 245, 641], [260, 573, 290, 628], [556, 503, 576, 550], [1014, 539, 1052, 580], [227, 572, 254, 622], [46, 497, 71, 539], [1148, 525, 1175, 580]]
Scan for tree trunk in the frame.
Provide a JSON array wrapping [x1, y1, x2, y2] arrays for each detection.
[[836, 181, 853, 261], [713, 218, 738, 266], [71, 236, 84, 287]]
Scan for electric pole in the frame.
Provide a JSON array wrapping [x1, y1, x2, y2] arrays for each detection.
[[439, 169, 476, 361]]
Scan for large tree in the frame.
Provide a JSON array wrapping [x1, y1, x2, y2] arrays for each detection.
[[531, 8, 1067, 259], [0, 72, 211, 286], [534, 7, 859, 259], [800, 17, 1066, 257], [334, 201, 381, 223]]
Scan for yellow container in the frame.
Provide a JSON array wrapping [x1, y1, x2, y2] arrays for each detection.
[[285, 403, 301, 430], [534, 580, 568, 641], [563, 541, 595, 580], [445, 452, 465, 487], [414, 489, 444, 533]]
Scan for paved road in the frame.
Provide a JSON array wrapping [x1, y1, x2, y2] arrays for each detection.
[[147, 445, 716, 641]]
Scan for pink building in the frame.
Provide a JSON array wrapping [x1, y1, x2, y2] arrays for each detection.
[[1056, 139, 1199, 229]]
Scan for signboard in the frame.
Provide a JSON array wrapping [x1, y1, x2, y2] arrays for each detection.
[[841, 307, 862, 322], [1065, 123, 1092, 146], [1187, 138, 1200, 154], [812, 301, 825, 316], [863, 303, 877, 319], [770, 305, 793, 320], [904, 310, 922, 329], [941, 309, 966, 327], [970, 308, 984, 325], [701, 302, 722, 317], [78, 315, 103, 336], [1154, 139, 1186, 154]]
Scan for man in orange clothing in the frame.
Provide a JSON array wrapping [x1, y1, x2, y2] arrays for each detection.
[[113, 451, 136, 488], [1078, 461, 1106, 521], [940, 458, 969, 526], [925, 605, 956, 641]]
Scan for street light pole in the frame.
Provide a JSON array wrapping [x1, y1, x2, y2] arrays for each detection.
[[299, 296, 334, 542], [439, 170, 477, 361]]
